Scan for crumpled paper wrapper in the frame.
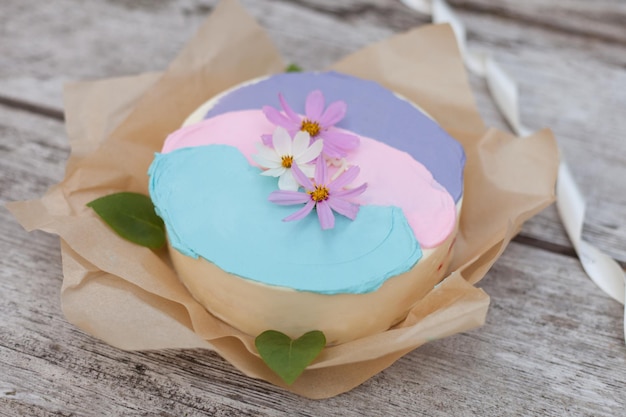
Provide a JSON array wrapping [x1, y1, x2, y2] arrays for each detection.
[[7, 0, 558, 399]]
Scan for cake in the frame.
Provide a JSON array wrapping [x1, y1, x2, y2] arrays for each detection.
[[148, 71, 465, 345]]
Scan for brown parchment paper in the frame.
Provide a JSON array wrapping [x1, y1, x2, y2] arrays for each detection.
[[7, 0, 559, 399]]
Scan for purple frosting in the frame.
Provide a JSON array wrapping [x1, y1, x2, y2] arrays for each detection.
[[204, 71, 465, 202]]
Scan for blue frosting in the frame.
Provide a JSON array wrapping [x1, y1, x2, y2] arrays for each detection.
[[148, 145, 422, 294], [204, 71, 465, 203]]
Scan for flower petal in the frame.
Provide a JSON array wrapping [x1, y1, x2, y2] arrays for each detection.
[[283, 200, 316, 222], [278, 169, 300, 191], [279, 93, 302, 124], [319, 100, 347, 127], [305, 90, 325, 120], [268, 190, 310, 205], [314, 154, 328, 185], [287, 128, 301, 138], [291, 131, 311, 157], [295, 139, 324, 163], [291, 162, 314, 190], [255, 142, 281, 162], [272, 127, 293, 157], [260, 167, 286, 177], [329, 165, 360, 191], [251, 153, 280, 169], [263, 105, 297, 130], [299, 163, 316, 178], [321, 140, 346, 159], [320, 129, 360, 151], [327, 197, 359, 220], [316, 200, 335, 229], [332, 182, 368, 199]]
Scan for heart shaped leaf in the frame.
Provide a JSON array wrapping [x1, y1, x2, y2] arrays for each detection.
[[255, 330, 326, 385], [87, 192, 165, 249]]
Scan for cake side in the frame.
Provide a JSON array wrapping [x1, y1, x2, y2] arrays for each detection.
[[148, 71, 465, 344], [168, 225, 457, 345]]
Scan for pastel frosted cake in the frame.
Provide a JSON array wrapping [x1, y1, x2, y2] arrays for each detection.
[[148, 71, 465, 345]]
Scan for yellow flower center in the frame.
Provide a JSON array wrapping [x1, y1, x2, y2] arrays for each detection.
[[301, 119, 321, 137], [308, 185, 330, 202], [281, 155, 294, 168]]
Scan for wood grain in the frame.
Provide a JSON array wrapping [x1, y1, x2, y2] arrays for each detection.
[[450, 0, 626, 44], [2, 0, 626, 415]]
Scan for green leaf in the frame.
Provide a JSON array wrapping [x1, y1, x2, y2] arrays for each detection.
[[255, 330, 326, 385], [87, 192, 166, 249], [285, 63, 303, 73]]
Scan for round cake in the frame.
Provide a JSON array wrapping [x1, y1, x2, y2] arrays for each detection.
[[148, 71, 465, 345]]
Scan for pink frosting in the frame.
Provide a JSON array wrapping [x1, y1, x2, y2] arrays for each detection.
[[162, 110, 457, 248]]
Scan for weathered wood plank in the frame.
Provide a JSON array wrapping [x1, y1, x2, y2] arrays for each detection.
[[252, 0, 626, 45], [451, 0, 626, 44], [2, 1, 626, 412]]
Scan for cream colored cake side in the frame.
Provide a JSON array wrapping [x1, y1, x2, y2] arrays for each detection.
[[166, 76, 462, 344], [169, 209, 459, 345]]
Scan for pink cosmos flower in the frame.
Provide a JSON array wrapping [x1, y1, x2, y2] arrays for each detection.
[[262, 90, 360, 159], [268, 157, 367, 230]]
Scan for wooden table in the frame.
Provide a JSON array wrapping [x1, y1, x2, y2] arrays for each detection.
[[2, 1, 625, 415]]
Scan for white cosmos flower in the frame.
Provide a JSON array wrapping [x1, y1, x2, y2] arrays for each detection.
[[252, 127, 324, 191]]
